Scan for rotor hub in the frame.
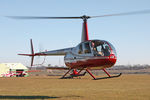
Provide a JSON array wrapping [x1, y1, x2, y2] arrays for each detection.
[[81, 15, 90, 21]]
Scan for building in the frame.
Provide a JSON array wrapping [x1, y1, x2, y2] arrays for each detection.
[[0, 63, 28, 77]]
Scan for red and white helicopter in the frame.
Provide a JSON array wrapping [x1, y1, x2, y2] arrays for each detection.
[[10, 10, 150, 80]]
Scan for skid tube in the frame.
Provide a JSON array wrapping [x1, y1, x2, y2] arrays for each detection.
[[94, 73, 122, 80], [86, 68, 122, 80]]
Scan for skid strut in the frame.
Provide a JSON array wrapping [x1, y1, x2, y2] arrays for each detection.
[[60, 68, 86, 79], [103, 69, 111, 77], [86, 69, 96, 80], [77, 68, 84, 74], [60, 69, 72, 79]]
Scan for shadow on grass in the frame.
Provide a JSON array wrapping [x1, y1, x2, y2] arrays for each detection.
[[0, 95, 59, 99]]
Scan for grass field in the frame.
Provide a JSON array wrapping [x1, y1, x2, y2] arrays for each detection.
[[0, 74, 150, 100]]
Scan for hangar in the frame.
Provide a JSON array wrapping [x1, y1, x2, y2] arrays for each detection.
[[0, 63, 28, 77]]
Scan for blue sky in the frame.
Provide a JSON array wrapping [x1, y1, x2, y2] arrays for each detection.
[[0, 0, 150, 66]]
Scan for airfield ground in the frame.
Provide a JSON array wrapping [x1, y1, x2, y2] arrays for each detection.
[[0, 74, 150, 100]]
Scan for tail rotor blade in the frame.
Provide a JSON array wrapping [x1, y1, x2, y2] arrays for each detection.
[[18, 39, 38, 68], [30, 39, 34, 55], [30, 39, 35, 68], [31, 56, 34, 67]]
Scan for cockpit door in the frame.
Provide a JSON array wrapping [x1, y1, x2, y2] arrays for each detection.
[[91, 40, 111, 57], [80, 42, 93, 56]]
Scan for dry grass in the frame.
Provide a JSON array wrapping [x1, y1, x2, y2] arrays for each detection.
[[0, 74, 150, 100]]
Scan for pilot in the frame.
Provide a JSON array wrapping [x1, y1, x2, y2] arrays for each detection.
[[91, 42, 97, 56], [103, 46, 110, 56], [98, 45, 104, 56]]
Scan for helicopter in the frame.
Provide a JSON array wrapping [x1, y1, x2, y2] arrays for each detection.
[[9, 10, 150, 80]]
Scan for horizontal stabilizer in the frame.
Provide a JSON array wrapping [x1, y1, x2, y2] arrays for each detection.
[[18, 54, 34, 56], [46, 67, 69, 70]]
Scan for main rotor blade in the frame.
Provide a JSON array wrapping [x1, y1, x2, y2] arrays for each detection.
[[91, 9, 150, 18], [7, 16, 82, 19], [6, 9, 150, 20]]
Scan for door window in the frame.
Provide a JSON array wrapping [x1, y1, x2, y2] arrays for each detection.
[[78, 44, 83, 54], [83, 42, 91, 54], [91, 40, 111, 56]]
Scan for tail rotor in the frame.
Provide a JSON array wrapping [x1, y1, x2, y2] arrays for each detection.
[[30, 39, 35, 67], [18, 39, 36, 68]]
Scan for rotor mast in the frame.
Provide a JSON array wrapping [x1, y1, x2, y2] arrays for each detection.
[[81, 15, 90, 42]]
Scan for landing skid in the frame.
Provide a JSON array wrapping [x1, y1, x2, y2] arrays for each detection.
[[86, 69, 122, 80], [60, 68, 122, 80], [94, 73, 122, 80]]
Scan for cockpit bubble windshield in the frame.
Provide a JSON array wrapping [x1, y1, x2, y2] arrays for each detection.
[[106, 41, 117, 56], [91, 40, 112, 57]]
